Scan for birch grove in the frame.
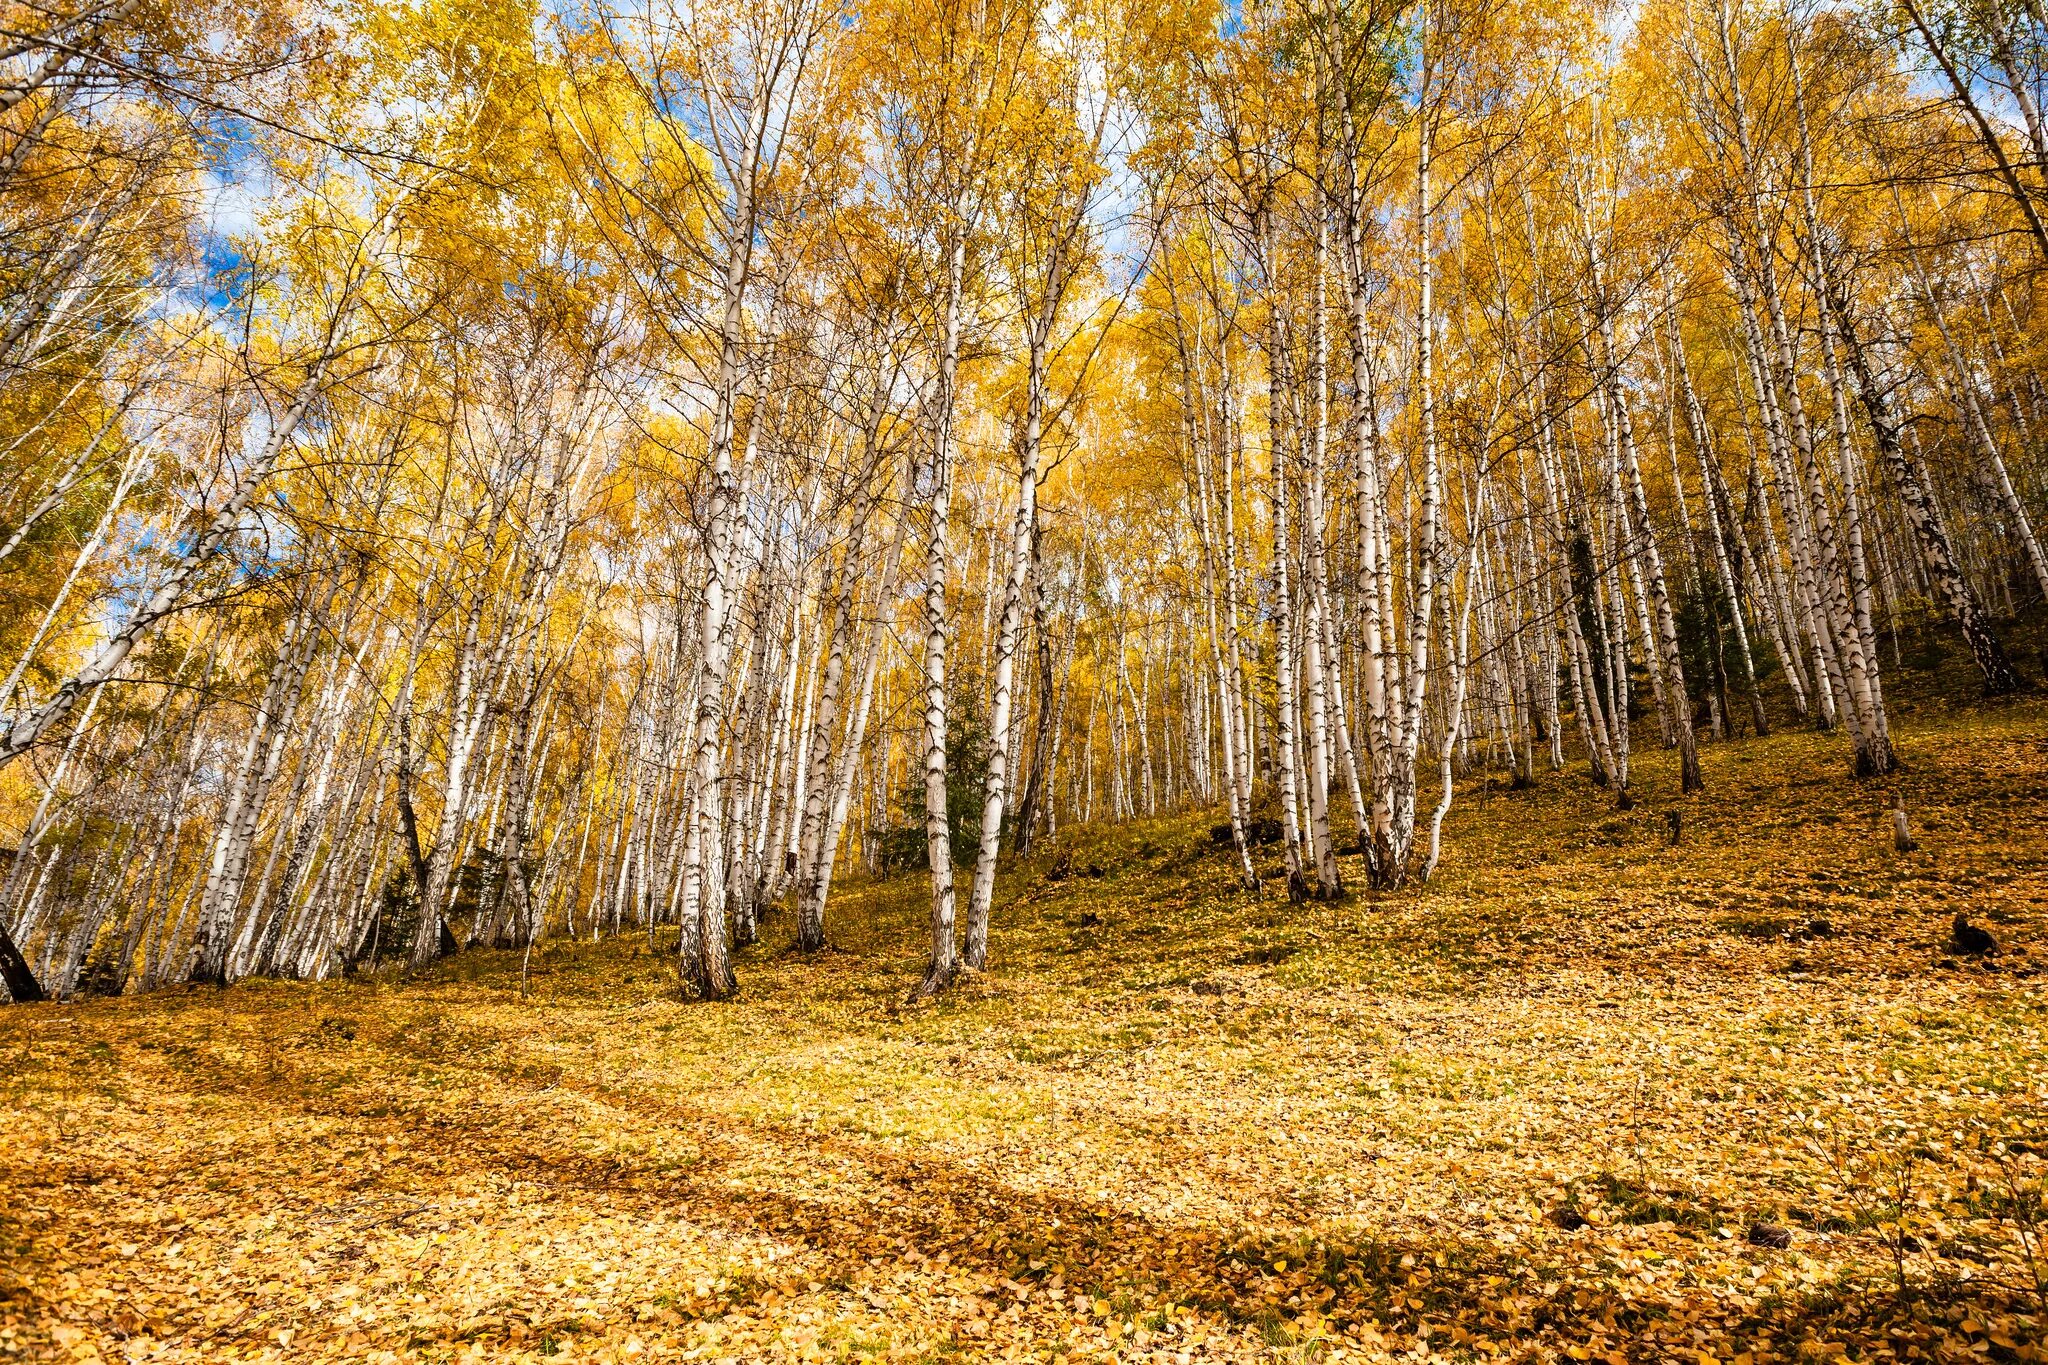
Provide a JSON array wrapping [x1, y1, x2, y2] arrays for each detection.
[[4, 0, 2047, 1004]]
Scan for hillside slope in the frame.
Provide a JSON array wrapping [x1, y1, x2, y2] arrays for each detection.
[[4, 702, 2047, 1363]]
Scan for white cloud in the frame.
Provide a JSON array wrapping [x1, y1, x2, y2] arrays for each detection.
[[195, 161, 274, 245]]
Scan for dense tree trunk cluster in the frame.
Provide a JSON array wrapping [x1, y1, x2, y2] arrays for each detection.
[[2, 0, 2044, 1002]]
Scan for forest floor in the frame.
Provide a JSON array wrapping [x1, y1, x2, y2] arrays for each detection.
[[4, 699, 2048, 1364]]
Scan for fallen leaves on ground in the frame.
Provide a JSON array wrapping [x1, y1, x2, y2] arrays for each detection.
[[3, 702, 2046, 1362]]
